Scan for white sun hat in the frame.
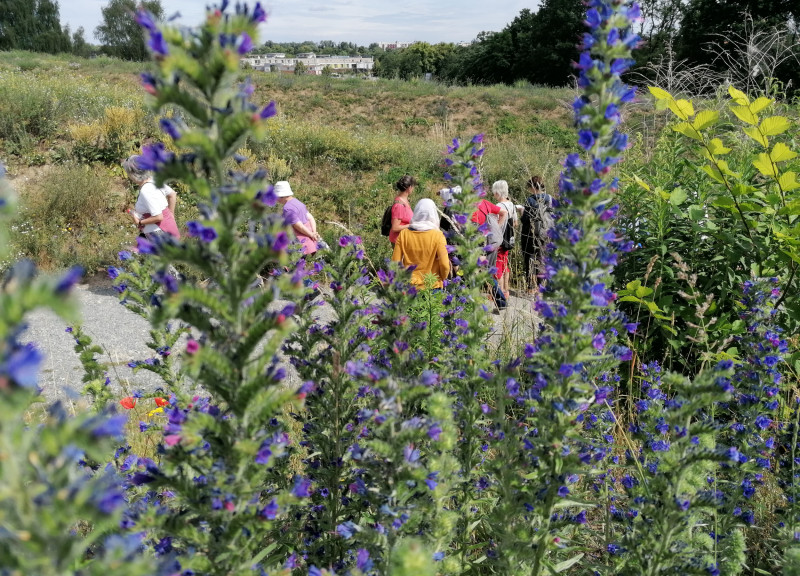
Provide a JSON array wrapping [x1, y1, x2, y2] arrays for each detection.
[[274, 181, 294, 198]]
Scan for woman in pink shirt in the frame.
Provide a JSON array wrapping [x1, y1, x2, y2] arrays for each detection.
[[275, 181, 320, 256], [389, 175, 416, 244]]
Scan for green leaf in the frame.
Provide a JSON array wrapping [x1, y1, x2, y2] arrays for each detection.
[[625, 280, 642, 291], [779, 172, 800, 192], [635, 285, 654, 298], [692, 109, 719, 131], [673, 122, 701, 140], [669, 188, 688, 206], [728, 85, 749, 105], [712, 197, 736, 209], [750, 96, 772, 113], [769, 142, 797, 163], [760, 116, 790, 136], [648, 86, 673, 100], [743, 126, 767, 147], [688, 205, 706, 221], [753, 153, 776, 177], [731, 183, 757, 197], [730, 105, 758, 125], [707, 138, 731, 156], [552, 554, 585, 573], [631, 174, 651, 191]]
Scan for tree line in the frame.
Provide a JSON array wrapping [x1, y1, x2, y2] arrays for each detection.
[[375, 0, 800, 93]]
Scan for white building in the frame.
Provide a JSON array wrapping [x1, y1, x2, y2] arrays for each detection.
[[242, 53, 374, 75]]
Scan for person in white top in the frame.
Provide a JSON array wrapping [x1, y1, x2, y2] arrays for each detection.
[[122, 155, 180, 241], [492, 180, 518, 298]]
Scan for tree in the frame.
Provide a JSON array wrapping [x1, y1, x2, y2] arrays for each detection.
[[94, 0, 163, 61], [0, 0, 71, 53], [294, 61, 307, 75], [71, 26, 91, 58]]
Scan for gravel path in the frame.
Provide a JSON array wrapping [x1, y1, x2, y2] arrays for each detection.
[[23, 277, 538, 403]]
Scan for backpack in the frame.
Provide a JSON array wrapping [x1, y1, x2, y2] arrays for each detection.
[[525, 193, 554, 248], [380, 201, 402, 237], [478, 206, 503, 267], [499, 201, 515, 251]]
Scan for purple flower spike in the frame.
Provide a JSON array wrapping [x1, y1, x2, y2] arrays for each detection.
[[4, 343, 43, 388], [259, 101, 278, 119], [159, 118, 181, 140], [252, 2, 267, 22], [134, 10, 158, 33], [137, 237, 157, 255], [137, 143, 173, 172], [237, 32, 253, 55], [200, 226, 218, 243], [55, 265, 84, 294], [291, 476, 312, 498], [147, 30, 169, 56]]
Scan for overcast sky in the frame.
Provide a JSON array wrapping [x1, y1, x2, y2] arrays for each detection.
[[61, 1, 536, 45]]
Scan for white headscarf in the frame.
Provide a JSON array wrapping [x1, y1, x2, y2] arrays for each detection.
[[409, 198, 440, 231]]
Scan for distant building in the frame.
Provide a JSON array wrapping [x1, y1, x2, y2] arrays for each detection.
[[242, 54, 375, 75], [377, 41, 415, 50]]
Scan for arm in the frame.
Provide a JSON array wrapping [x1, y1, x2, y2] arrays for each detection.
[[391, 217, 410, 234], [292, 221, 317, 239], [135, 212, 164, 227], [306, 212, 320, 239], [498, 207, 508, 228], [166, 192, 176, 213]]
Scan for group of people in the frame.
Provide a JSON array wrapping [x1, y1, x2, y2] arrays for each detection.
[[121, 155, 553, 309], [388, 174, 553, 307]]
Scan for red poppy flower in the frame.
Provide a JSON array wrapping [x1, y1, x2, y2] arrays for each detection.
[[120, 397, 137, 410], [155, 397, 169, 407]]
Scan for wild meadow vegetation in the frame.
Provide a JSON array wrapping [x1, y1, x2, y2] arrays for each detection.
[[2, 1, 800, 575]]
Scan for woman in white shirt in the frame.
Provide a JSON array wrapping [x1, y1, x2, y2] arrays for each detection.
[[122, 155, 180, 241], [492, 180, 518, 298]]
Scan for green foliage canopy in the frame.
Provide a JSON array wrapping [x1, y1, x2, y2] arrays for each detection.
[[94, 0, 164, 61]]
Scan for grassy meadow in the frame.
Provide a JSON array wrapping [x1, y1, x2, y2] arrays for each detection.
[[0, 50, 638, 274]]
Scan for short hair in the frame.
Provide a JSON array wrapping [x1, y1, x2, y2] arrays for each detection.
[[395, 174, 417, 192], [121, 155, 150, 182], [527, 175, 545, 192], [491, 180, 509, 199]]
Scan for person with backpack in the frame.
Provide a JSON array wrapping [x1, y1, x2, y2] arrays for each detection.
[[491, 180, 517, 299], [519, 176, 554, 293], [381, 175, 416, 244], [471, 196, 508, 312]]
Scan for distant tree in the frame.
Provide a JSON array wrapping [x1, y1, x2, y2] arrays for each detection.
[[71, 26, 91, 58], [0, 0, 71, 53], [675, 0, 799, 67], [321, 64, 332, 77], [94, 0, 163, 61], [294, 61, 307, 75]]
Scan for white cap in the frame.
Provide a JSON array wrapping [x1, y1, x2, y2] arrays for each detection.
[[274, 181, 293, 198]]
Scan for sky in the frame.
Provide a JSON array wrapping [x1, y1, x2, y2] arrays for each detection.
[[61, 0, 537, 45]]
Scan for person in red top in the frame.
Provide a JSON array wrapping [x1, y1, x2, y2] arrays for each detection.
[[389, 175, 416, 244], [471, 198, 508, 227]]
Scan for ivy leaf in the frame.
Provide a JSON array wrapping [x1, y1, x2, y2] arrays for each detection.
[[730, 105, 758, 125], [750, 97, 772, 114], [692, 110, 719, 131], [760, 116, 790, 136], [769, 142, 797, 163], [728, 85, 749, 105], [753, 153, 776, 177], [778, 171, 800, 192], [648, 86, 673, 100]]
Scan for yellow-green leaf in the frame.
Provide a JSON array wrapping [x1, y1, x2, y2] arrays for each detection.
[[753, 153, 776, 178], [731, 183, 756, 197], [702, 164, 725, 183], [712, 196, 736, 208], [731, 105, 758, 125], [632, 174, 651, 191], [693, 110, 719, 131], [673, 121, 702, 140], [769, 142, 797, 163], [728, 85, 749, 105], [648, 86, 673, 101], [778, 171, 800, 192], [668, 98, 694, 120], [707, 138, 731, 156], [670, 188, 688, 206], [635, 285, 654, 298], [743, 126, 768, 147], [750, 96, 772, 114], [760, 116, 790, 136]]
